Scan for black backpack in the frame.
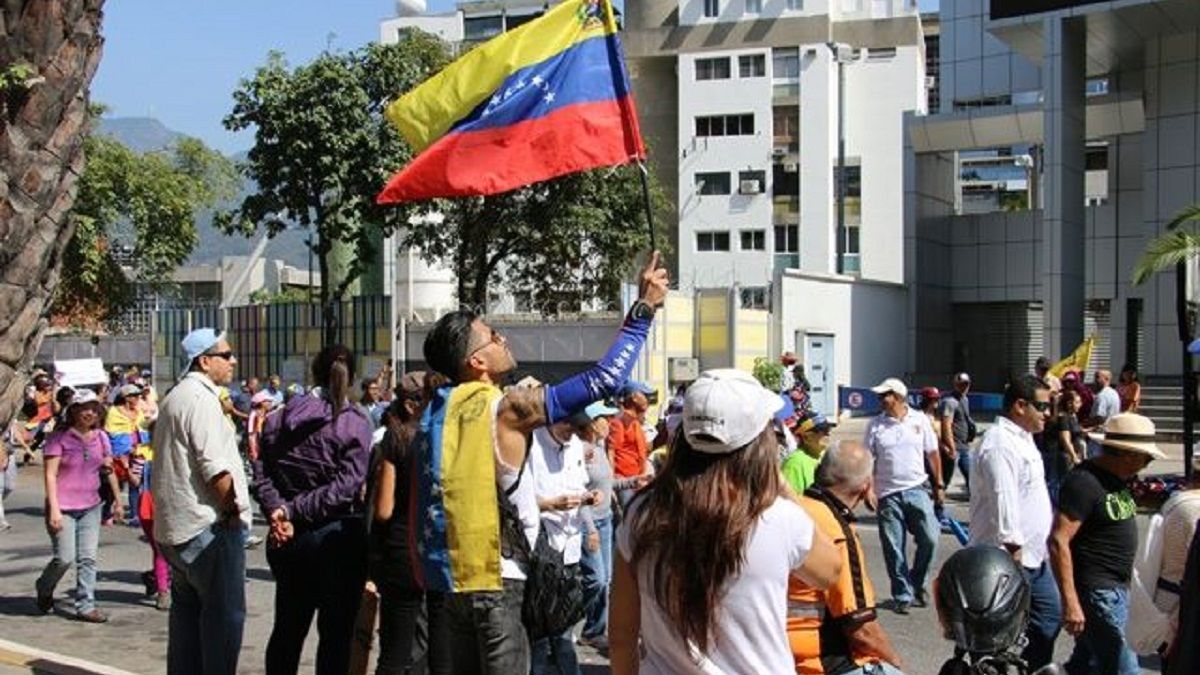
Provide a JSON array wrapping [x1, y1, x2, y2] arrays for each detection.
[[498, 443, 585, 640]]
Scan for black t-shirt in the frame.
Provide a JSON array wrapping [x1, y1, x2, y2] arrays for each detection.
[[1057, 460, 1138, 588], [370, 426, 418, 589]]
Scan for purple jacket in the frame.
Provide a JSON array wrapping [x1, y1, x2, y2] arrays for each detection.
[[251, 390, 373, 528]]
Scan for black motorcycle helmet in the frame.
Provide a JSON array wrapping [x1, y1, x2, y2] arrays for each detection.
[[935, 546, 1031, 655]]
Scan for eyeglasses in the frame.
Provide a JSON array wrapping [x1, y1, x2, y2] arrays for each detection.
[[204, 351, 236, 361], [1026, 400, 1051, 412], [468, 328, 504, 357]]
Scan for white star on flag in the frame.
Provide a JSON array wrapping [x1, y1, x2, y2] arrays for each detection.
[[531, 75, 544, 86], [515, 79, 525, 90], [544, 91, 556, 104]]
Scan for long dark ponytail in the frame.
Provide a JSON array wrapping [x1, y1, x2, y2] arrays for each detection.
[[313, 344, 356, 415]]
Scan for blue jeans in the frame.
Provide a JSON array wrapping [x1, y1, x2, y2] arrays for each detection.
[[877, 486, 939, 604], [1022, 563, 1062, 670], [162, 522, 248, 675], [444, 579, 529, 675], [579, 515, 613, 639], [1064, 586, 1139, 675], [530, 624, 581, 675], [265, 517, 367, 675], [36, 503, 101, 613], [942, 444, 972, 495]]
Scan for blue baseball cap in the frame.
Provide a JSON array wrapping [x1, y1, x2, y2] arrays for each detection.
[[181, 328, 226, 364], [584, 401, 620, 419], [620, 380, 655, 396]]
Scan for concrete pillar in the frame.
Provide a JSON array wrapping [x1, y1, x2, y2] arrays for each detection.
[[799, 45, 837, 274], [1041, 16, 1086, 359]]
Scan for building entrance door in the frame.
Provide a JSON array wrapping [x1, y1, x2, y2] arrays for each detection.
[[802, 333, 836, 415]]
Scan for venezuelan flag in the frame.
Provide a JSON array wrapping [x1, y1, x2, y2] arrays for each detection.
[[409, 382, 507, 592], [377, 0, 645, 204]]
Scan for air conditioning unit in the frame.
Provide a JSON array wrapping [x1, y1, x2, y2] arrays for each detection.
[[669, 357, 700, 382], [784, 162, 798, 172], [771, 147, 787, 158], [739, 179, 762, 195]]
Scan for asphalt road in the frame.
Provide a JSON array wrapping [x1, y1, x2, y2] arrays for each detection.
[[0, 418, 1174, 673]]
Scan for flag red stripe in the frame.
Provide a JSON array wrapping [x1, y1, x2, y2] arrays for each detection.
[[376, 96, 644, 204]]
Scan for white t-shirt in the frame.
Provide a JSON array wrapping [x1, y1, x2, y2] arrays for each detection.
[[864, 407, 938, 499], [969, 416, 1053, 568], [1094, 386, 1120, 422], [530, 427, 590, 565], [616, 497, 815, 675]]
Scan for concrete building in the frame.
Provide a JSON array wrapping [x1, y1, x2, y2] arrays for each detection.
[[907, 0, 1200, 403]]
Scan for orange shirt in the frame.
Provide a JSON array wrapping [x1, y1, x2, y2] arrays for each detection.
[[788, 493, 881, 675], [607, 411, 647, 478]]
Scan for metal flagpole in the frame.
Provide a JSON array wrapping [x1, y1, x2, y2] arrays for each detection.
[[637, 161, 656, 253]]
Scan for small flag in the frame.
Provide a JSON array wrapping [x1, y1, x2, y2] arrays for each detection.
[[1049, 335, 1096, 379], [377, 0, 645, 204]]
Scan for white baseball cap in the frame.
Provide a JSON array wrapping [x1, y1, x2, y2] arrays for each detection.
[[682, 369, 784, 455], [871, 377, 909, 399]]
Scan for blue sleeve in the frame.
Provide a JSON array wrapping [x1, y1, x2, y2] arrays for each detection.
[[544, 311, 653, 423]]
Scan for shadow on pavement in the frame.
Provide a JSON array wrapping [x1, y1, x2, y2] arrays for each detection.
[[0, 593, 42, 617], [246, 567, 275, 582]]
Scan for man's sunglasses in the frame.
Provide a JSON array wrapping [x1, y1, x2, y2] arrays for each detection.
[[204, 351, 235, 361], [1025, 400, 1051, 412]]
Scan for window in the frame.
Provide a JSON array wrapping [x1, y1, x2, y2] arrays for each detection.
[[506, 12, 542, 30], [740, 287, 769, 309], [739, 54, 766, 78], [738, 170, 766, 195], [740, 230, 766, 250], [772, 48, 800, 80], [785, 0, 803, 9], [773, 105, 799, 140], [773, 164, 799, 196], [463, 15, 503, 41], [867, 47, 896, 60], [695, 172, 731, 195], [695, 57, 731, 81], [846, 225, 860, 254], [774, 224, 799, 252], [697, 231, 731, 251], [703, 0, 720, 18], [695, 114, 755, 137], [745, 0, 762, 14]]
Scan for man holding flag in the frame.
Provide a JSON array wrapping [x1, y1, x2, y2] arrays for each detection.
[[375, 1, 661, 672]]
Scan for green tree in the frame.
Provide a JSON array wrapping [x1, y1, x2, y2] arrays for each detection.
[[752, 357, 784, 392], [1132, 203, 1200, 285], [217, 34, 450, 341], [408, 163, 671, 312], [53, 132, 238, 327]]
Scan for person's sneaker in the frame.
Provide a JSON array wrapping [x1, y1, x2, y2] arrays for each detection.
[[155, 591, 171, 612], [74, 609, 108, 623], [244, 534, 264, 550], [35, 591, 53, 614], [893, 600, 911, 615], [913, 590, 929, 608]]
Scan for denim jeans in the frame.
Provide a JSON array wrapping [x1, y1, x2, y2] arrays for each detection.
[[877, 486, 939, 604], [1022, 562, 1062, 670], [162, 522, 248, 675], [531, 623, 582, 675], [375, 584, 451, 675], [579, 515, 613, 639], [941, 444, 972, 495], [1064, 585, 1139, 675], [36, 503, 102, 613], [265, 516, 367, 675], [444, 579, 529, 675]]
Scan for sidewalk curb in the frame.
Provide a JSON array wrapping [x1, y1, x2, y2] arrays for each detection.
[[0, 638, 138, 675]]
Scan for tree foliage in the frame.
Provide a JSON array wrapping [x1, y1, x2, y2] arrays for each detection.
[[217, 33, 450, 339], [1133, 203, 1200, 285], [53, 131, 237, 327], [408, 162, 671, 312]]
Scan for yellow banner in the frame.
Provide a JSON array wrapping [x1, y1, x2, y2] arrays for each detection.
[[1049, 335, 1095, 378]]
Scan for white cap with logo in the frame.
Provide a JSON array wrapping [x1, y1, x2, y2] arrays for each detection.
[[871, 377, 909, 400], [683, 369, 784, 455]]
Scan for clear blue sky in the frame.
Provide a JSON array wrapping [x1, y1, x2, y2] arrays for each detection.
[[92, 0, 938, 156]]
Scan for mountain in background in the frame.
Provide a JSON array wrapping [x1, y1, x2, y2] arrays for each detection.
[[96, 117, 311, 269]]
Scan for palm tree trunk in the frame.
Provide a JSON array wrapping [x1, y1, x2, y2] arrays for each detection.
[[0, 1, 106, 424]]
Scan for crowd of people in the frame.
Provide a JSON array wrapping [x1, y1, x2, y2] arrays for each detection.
[[1, 248, 1197, 675]]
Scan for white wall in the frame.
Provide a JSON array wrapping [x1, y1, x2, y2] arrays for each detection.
[[677, 48, 774, 290], [676, 0, 832, 26], [380, 14, 463, 43], [799, 45, 838, 275], [777, 270, 908, 391]]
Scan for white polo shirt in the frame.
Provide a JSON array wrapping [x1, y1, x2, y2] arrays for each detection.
[[530, 426, 590, 565], [864, 406, 938, 499], [969, 415, 1053, 568]]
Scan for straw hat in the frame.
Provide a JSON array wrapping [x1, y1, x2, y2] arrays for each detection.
[[1088, 413, 1165, 460]]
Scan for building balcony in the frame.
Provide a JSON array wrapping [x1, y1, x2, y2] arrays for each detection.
[[774, 253, 800, 275], [772, 83, 799, 102]]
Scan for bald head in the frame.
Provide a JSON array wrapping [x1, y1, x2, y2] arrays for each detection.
[[815, 440, 874, 495]]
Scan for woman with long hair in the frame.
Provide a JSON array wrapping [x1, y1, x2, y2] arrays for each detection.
[[251, 344, 374, 675], [1118, 364, 1141, 413], [610, 369, 842, 674], [35, 389, 123, 622]]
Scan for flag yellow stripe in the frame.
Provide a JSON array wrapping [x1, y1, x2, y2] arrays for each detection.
[[386, 0, 614, 153]]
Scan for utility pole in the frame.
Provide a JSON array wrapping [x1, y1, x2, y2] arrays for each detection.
[[827, 43, 853, 274], [1177, 259, 1195, 481]]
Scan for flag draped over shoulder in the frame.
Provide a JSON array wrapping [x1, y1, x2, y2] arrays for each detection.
[[1050, 335, 1096, 378], [377, 0, 645, 204]]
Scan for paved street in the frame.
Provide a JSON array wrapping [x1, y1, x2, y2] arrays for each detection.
[[0, 418, 1178, 673]]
